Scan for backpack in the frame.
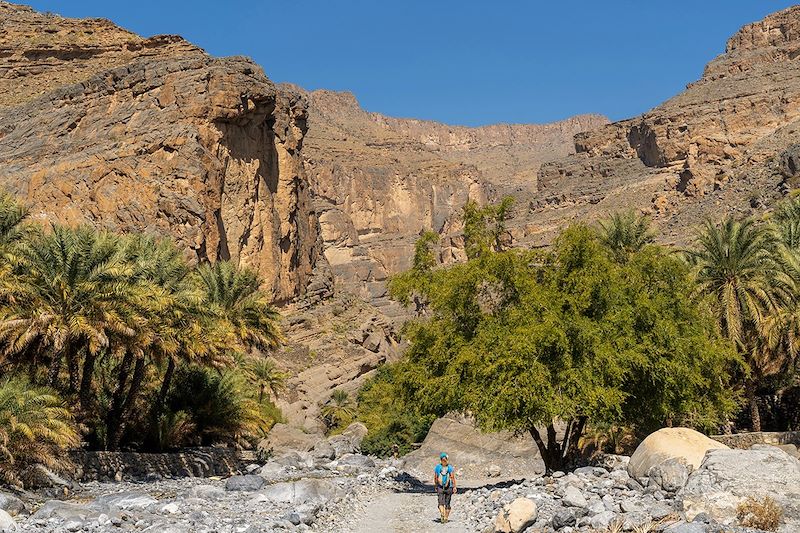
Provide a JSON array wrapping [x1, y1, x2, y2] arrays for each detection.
[[438, 464, 452, 488]]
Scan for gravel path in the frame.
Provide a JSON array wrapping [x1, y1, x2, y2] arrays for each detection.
[[327, 488, 469, 533]]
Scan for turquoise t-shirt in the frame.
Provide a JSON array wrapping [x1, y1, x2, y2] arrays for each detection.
[[435, 464, 453, 488]]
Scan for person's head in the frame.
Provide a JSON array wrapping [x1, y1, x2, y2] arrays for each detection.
[[440, 452, 448, 465]]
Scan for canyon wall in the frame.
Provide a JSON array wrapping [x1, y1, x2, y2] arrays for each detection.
[[0, 3, 317, 302]]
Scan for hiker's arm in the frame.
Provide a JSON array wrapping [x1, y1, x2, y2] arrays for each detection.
[[452, 471, 457, 493]]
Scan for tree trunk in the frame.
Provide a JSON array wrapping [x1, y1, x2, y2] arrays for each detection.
[[79, 351, 98, 412], [748, 385, 762, 432], [108, 356, 146, 451], [149, 357, 176, 430], [66, 343, 80, 395], [529, 417, 588, 474], [48, 353, 62, 388], [105, 351, 133, 450]]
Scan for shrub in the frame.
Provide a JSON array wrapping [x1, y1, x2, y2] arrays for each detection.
[[736, 496, 783, 531], [356, 365, 435, 457], [320, 389, 356, 432], [0, 377, 79, 487]]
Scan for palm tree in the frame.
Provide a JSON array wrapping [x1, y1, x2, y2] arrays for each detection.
[[106, 235, 231, 450], [772, 195, 800, 249], [0, 192, 31, 306], [320, 389, 356, 431], [0, 191, 30, 261], [0, 376, 79, 488], [245, 358, 287, 403], [195, 261, 283, 352], [686, 217, 795, 430], [597, 210, 655, 263], [0, 226, 138, 398]]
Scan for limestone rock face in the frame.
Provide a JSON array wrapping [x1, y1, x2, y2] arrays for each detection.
[[531, 5, 800, 245], [678, 448, 800, 532], [0, 3, 317, 302], [627, 427, 728, 480], [297, 88, 606, 309]]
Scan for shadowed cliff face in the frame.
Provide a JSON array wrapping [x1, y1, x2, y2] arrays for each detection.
[[0, 3, 318, 303]]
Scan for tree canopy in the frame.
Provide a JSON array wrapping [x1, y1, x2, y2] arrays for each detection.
[[388, 215, 740, 472]]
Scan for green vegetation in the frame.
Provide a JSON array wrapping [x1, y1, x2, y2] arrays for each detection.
[[687, 204, 800, 431], [357, 365, 436, 456], [0, 377, 79, 487], [367, 201, 744, 473], [0, 193, 285, 485], [320, 389, 357, 432]]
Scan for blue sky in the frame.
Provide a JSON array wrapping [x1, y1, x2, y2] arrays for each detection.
[[25, 1, 799, 126]]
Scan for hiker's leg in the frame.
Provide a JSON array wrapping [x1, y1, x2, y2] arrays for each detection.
[[437, 487, 446, 521]]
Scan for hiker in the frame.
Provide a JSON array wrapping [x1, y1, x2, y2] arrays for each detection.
[[434, 452, 456, 523]]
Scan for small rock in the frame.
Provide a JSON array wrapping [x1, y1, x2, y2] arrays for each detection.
[[0, 509, 15, 531], [562, 485, 588, 508], [648, 458, 689, 492], [551, 508, 577, 529], [0, 493, 24, 517]]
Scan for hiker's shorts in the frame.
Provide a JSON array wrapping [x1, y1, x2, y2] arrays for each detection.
[[436, 486, 453, 509]]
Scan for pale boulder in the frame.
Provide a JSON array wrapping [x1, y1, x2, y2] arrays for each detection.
[[678, 448, 800, 532], [628, 428, 728, 479], [494, 497, 537, 533], [257, 423, 321, 456]]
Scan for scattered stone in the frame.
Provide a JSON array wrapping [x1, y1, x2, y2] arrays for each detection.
[[561, 485, 588, 508], [0, 493, 24, 517], [0, 509, 15, 531], [551, 508, 577, 529], [224, 475, 266, 492], [649, 458, 690, 492]]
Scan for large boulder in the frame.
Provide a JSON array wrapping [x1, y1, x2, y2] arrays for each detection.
[[327, 422, 368, 458], [253, 479, 340, 506], [402, 414, 551, 479], [678, 448, 800, 532], [628, 428, 728, 479], [494, 497, 537, 533], [0, 509, 14, 531], [257, 424, 322, 456]]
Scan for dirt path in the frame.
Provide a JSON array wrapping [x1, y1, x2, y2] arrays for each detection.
[[342, 489, 469, 533]]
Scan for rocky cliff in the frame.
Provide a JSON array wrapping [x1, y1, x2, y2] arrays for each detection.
[[0, 3, 317, 302], [531, 5, 800, 245], [298, 88, 606, 309]]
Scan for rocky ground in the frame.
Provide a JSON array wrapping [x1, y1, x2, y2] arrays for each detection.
[[2, 427, 798, 533]]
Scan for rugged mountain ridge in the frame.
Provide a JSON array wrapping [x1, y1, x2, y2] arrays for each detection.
[[0, 3, 317, 303], [531, 5, 800, 245]]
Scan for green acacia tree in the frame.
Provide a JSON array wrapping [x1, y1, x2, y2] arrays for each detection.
[[391, 217, 739, 473]]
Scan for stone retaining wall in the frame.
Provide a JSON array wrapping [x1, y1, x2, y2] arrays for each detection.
[[70, 447, 244, 482], [710, 431, 800, 449]]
